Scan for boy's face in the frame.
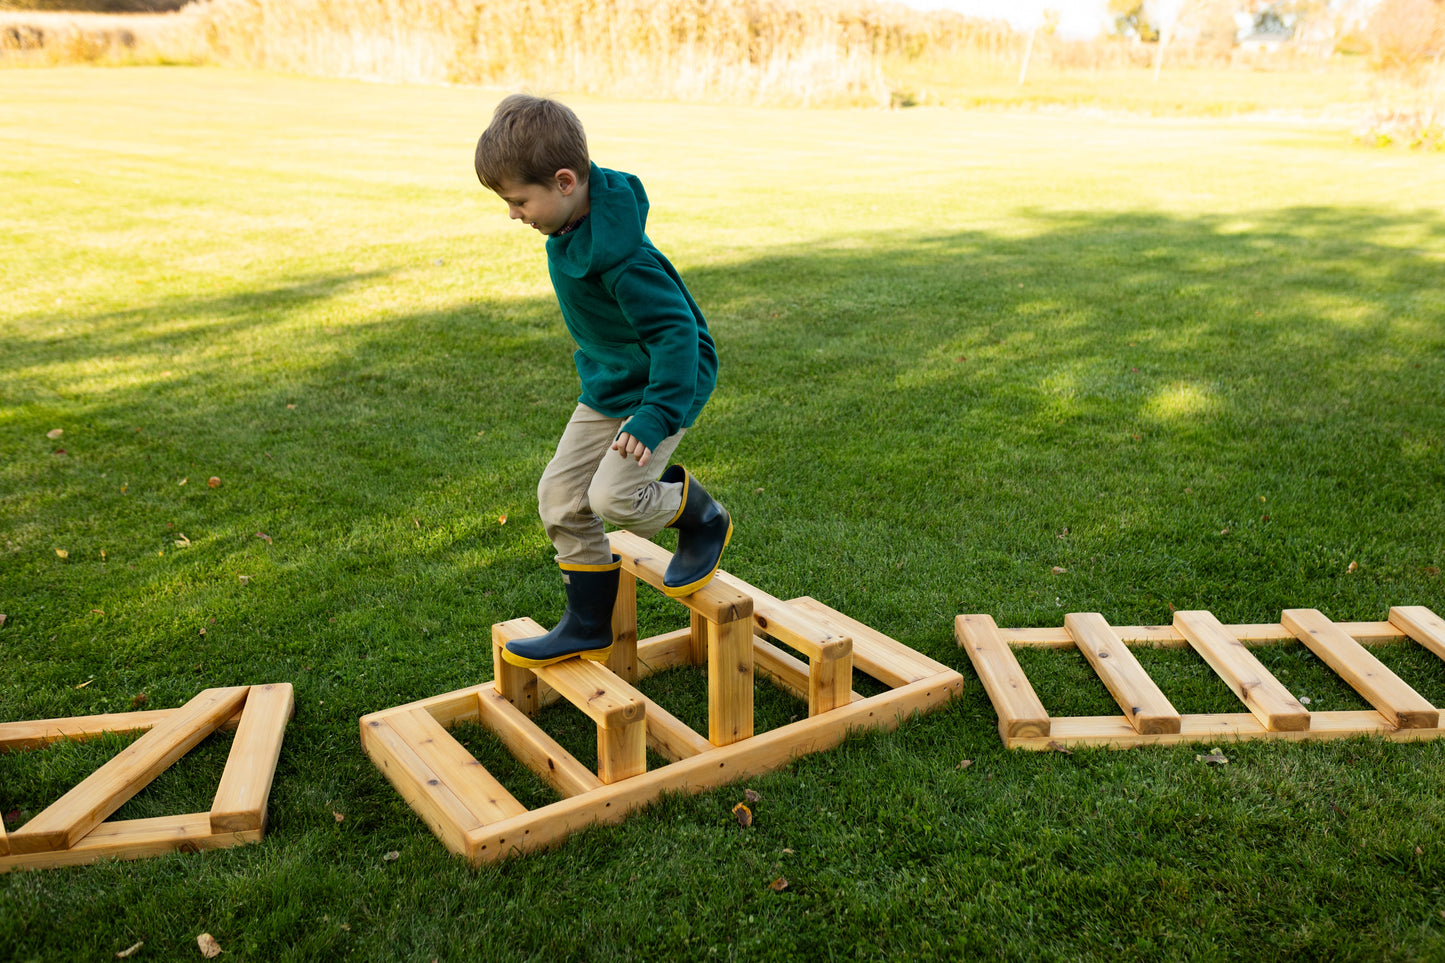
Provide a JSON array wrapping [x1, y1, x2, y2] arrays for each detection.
[[494, 169, 588, 236]]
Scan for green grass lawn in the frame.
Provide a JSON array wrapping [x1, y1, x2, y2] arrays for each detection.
[[2, 66, 1444, 961]]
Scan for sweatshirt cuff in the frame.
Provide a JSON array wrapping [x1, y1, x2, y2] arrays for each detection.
[[621, 411, 668, 453]]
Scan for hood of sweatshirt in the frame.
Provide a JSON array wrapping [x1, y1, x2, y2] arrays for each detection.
[[547, 163, 648, 279]]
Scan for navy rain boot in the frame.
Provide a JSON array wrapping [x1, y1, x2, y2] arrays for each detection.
[[660, 465, 732, 597], [502, 555, 621, 668]]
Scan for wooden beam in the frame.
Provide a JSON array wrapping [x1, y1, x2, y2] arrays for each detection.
[[359, 716, 480, 858], [472, 685, 603, 798], [532, 658, 646, 731], [706, 571, 850, 663], [597, 718, 646, 784], [388, 708, 526, 825], [0, 706, 246, 755], [636, 628, 693, 678], [606, 568, 639, 683], [0, 813, 262, 874], [1174, 611, 1309, 732], [7, 686, 251, 855], [1065, 613, 1180, 734], [638, 696, 713, 762], [795, 597, 952, 686], [608, 530, 753, 627], [1005, 708, 1416, 751], [752, 636, 863, 707], [955, 614, 1050, 739], [1390, 606, 1445, 661], [209, 683, 295, 834], [1282, 609, 1438, 730]]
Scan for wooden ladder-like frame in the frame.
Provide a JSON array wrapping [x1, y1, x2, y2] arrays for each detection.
[[1, 683, 294, 872], [362, 530, 965, 864], [958, 606, 1445, 750]]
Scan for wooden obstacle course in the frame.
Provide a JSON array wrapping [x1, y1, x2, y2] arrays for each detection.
[[959, 606, 1445, 750], [0, 683, 294, 872], [362, 530, 964, 864]]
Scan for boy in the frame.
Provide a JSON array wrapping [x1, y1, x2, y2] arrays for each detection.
[[474, 94, 731, 669]]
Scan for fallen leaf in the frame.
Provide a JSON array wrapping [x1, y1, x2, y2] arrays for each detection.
[[383, 850, 401, 862], [1046, 741, 1073, 754], [0, 614, 6, 629], [744, 788, 762, 804], [957, 759, 973, 770], [732, 802, 753, 828], [178, 477, 188, 486], [1347, 560, 1358, 573], [131, 693, 148, 709], [75, 679, 93, 690], [781, 848, 794, 855], [1425, 567, 1440, 577], [333, 811, 345, 824], [255, 532, 272, 544], [238, 575, 251, 585], [53, 448, 67, 457], [197, 933, 222, 958], [1196, 747, 1229, 765], [1416, 845, 1424, 856], [1051, 566, 1067, 575], [116, 940, 144, 959], [1299, 696, 1312, 705], [55, 548, 69, 559], [498, 514, 508, 525], [91, 609, 105, 615], [208, 476, 221, 488], [174, 534, 191, 548], [46, 428, 63, 439], [768, 876, 789, 892]]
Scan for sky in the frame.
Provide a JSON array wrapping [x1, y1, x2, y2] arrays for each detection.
[[893, 0, 1115, 38]]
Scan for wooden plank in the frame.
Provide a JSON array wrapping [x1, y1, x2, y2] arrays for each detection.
[[533, 658, 645, 731], [997, 621, 1409, 649], [473, 685, 603, 798], [1390, 606, 1445, 661], [7, 686, 251, 855], [1065, 613, 1181, 735], [794, 597, 950, 686], [597, 718, 646, 784], [0, 813, 262, 874], [1282, 609, 1438, 730], [638, 696, 713, 762], [209, 683, 294, 834], [390, 708, 526, 825], [359, 716, 482, 858], [491, 618, 542, 716], [608, 530, 753, 626], [707, 572, 849, 663], [955, 614, 1050, 739], [1174, 611, 1309, 732], [466, 672, 965, 863], [0, 705, 246, 754], [606, 569, 639, 683], [707, 615, 754, 746]]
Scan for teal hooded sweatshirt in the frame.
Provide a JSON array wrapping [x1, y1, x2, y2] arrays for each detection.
[[545, 163, 718, 453]]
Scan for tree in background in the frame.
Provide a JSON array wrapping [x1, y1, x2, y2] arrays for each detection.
[[1360, 0, 1443, 146], [1366, 0, 1445, 72]]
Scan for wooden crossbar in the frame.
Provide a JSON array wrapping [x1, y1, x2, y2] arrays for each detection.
[[363, 543, 966, 864], [1, 683, 293, 873], [961, 606, 1445, 750]]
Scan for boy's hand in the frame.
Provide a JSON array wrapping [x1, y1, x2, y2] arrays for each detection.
[[612, 432, 652, 467]]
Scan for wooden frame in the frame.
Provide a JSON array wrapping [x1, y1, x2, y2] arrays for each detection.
[[958, 606, 1445, 750], [1, 683, 294, 872], [362, 531, 965, 864]]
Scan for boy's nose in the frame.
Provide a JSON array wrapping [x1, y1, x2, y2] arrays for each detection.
[[508, 206, 524, 220]]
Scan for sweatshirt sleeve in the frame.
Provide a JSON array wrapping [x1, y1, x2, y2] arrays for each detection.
[[605, 260, 701, 452]]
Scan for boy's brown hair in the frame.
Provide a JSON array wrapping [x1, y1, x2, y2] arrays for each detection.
[[474, 94, 590, 192]]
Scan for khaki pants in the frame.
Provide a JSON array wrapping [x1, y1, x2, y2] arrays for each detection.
[[538, 404, 686, 565]]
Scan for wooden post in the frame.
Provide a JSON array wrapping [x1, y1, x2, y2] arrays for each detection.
[[607, 568, 639, 683], [1174, 611, 1309, 732], [809, 648, 854, 717], [1283, 609, 1438, 730], [1065, 613, 1180, 735], [491, 618, 541, 716], [533, 658, 648, 782], [708, 615, 754, 746]]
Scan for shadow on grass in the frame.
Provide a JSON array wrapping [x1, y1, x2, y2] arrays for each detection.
[[2, 204, 1443, 726]]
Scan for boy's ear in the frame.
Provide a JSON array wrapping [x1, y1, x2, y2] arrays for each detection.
[[554, 168, 581, 195]]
